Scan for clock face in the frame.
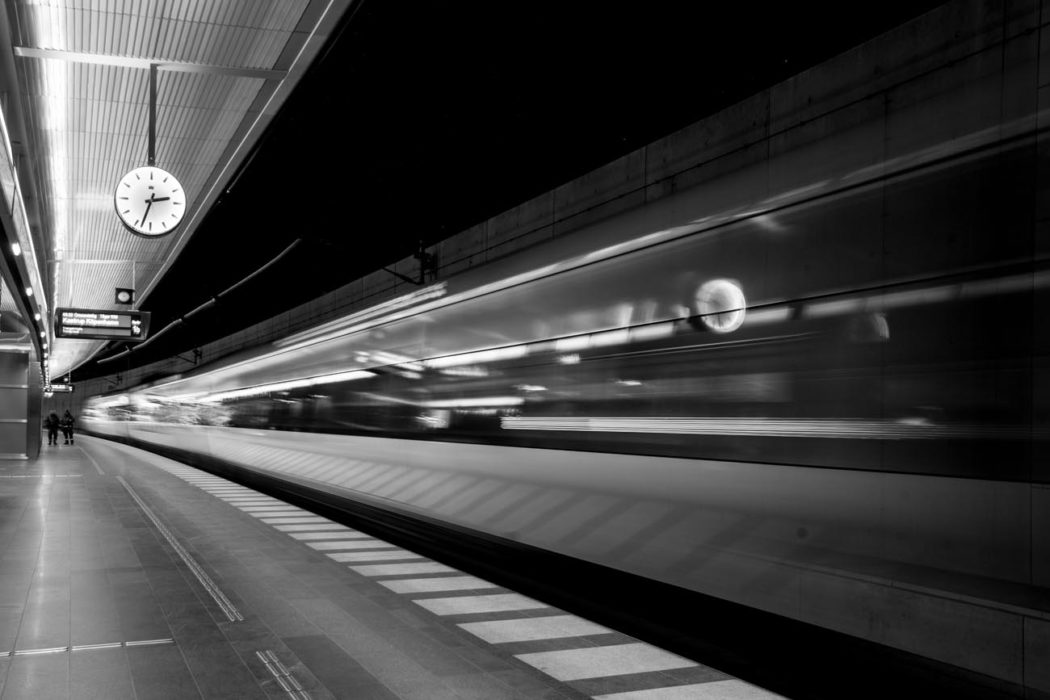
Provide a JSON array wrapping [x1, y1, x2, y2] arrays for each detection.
[[114, 166, 186, 237]]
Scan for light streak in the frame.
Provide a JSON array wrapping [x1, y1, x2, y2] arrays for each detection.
[[500, 417, 1034, 439]]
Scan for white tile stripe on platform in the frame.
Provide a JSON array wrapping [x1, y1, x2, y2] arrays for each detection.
[[309, 540, 394, 551], [248, 512, 308, 519], [238, 505, 302, 510], [414, 594, 547, 616], [326, 550, 425, 562], [288, 531, 371, 540], [234, 503, 290, 509], [515, 642, 696, 681], [379, 576, 498, 594], [222, 498, 281, 503], [458, 615, 612, 644], [274, 524, 348, 532], [350, 562, 456, 576], [593, 680, 786, 699]]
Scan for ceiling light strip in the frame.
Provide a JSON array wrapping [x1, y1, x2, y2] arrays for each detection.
[[13, 46, 287, 80]]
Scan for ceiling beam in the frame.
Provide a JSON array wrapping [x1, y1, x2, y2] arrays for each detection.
[[13, 46, 287, 81]]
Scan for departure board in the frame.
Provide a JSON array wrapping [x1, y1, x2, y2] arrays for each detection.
[[47, 384, 74, 393], [54, 307, 151, 342]]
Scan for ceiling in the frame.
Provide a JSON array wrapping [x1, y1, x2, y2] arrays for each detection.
[[0, 0, 355, 379]]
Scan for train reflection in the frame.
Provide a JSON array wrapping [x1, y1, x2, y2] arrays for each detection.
[[90, 136, 1042, 479]]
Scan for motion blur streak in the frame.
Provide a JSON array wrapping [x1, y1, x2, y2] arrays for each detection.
[[499, 417, 1036, 440], [180, 369, 374, 403]]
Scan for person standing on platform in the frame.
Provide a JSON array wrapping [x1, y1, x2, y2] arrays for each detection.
[[44, 411, 59, 446], [61, 410, 75, 445]]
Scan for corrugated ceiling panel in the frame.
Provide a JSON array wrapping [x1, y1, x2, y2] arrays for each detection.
[[38, 0, 311, 31], [21, 1, 308, 68], [12, 0, 317, 375]]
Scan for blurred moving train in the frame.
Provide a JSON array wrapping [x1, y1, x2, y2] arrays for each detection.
[[84, 104, 1047, 689]]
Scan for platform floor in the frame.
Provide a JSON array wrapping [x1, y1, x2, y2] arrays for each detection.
[[0, 435, 783, 699]]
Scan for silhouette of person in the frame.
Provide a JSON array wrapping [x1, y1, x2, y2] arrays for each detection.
[[45, 412, 59, 446], [60, 410, 75, 445]]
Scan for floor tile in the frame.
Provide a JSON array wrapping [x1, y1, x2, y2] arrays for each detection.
[[459, 614, 612, 643], [273, 524, 348, 533], [283, 635, 398, 700], [380, 576, 498, 594], [414, 593, 548, 616], [327, 550, 425, 562], [288, 531, 369, 541], [309, 540, 394, 551], [593, 679, 786, 699], [350, 562, 456, 576], [69, 646, 135, 700], [1, 651, 70, 699], [516, 643, 696, 681]]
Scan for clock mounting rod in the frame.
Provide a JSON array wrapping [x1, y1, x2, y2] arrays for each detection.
[[148, 63, 157, 166]]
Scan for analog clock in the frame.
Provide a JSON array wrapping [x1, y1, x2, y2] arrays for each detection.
[[114, 166, 186, 237]]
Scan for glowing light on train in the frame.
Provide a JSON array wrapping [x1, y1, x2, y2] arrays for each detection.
[[423, 396, 524, 408], [695, 279, 746, 333], [741, 307, 791, 326], [424, 345, 529, 369]]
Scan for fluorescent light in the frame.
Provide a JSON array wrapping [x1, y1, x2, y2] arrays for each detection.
[[10, 242, 20, 256], [423, 396, 524, 408], [34, 312, 41, 320], [25, 287, 33, 297], [554, 335, 590, 352]]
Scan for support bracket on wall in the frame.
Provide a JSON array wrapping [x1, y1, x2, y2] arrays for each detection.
[[381, 242, 437, 286]]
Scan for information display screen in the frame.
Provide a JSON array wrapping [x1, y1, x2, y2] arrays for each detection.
[[54, 307, 151, 342], [47, 384, 74, 393]]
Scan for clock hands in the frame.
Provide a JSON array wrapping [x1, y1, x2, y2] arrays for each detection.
[[140, 194, 171, 225]]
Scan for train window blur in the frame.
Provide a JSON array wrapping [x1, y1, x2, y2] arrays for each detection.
[[86, 139, 1042, 482]]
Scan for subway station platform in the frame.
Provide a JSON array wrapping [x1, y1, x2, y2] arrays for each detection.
[[0, 436, 781, 699]]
